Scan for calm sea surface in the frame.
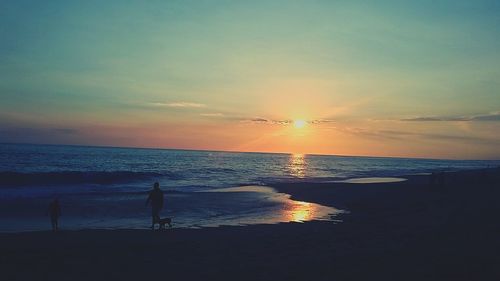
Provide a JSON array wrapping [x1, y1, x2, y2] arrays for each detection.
[[0, 143, 498, 232]]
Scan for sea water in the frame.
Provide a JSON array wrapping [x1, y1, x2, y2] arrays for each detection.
[[0, 143, 498, 232]]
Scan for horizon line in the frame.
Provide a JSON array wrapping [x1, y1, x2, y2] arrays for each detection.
[[2, 141, 499, 162]]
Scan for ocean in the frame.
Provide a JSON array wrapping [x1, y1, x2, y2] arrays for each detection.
[[0, 143, 498, 232]]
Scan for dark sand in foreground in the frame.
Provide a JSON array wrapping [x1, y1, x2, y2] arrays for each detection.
[[1, 168, 500, 281]]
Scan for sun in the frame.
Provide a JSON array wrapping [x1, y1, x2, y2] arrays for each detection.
[[293, 119, 307, 129]]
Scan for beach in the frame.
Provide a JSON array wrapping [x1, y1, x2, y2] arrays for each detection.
[[1, 168, 499, 281], [2, 1, 500, 280]]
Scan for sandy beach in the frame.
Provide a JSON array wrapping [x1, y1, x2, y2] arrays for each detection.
[[3, 1, 500, 280], [1, 168, 499, 281]]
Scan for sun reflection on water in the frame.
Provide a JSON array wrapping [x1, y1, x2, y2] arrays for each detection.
[[289, 201, 314, 222], [288, 154, 306, 178], [208, 185, 338, 225]]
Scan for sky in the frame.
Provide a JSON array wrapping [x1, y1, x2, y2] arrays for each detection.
[[1, 0, 499, 159]]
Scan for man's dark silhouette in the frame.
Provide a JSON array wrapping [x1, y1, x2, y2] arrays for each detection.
[[146, 182, 164, 230], [47, 199, 61, 232]]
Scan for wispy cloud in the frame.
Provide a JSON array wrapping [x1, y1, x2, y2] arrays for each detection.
[[200, 113, 224, 117], [250, 118, 269, 123], [148, 102, 206, 108], [401, 112, 500, 122], [241, 118, 336, 125], [337, 127, 500, 146], [308, 119, 336, 124], [244, 118, 292, 125]]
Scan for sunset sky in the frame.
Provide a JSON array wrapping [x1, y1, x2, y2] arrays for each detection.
[[1, 1, 499, 159]]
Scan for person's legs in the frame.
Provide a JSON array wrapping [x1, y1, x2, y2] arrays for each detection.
[[50, 216, 57, 231], [151, 212, 155, 230], [151, 207, 160, 230]]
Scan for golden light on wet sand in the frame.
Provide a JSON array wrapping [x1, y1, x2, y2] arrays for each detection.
[[290, 201, 314, 222]]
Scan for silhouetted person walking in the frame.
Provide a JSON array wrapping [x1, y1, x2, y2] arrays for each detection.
[[146, 182, 164, 230], [47, 199, 61, 232]]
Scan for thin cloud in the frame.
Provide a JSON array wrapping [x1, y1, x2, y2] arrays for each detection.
[[401, 116, 470, 122], [200, 113, 224, 117], [246, 118, 291, 125], [148, 102, 206, 108], [242, 118, 334, 125], [274, 119, 292, 125], [472, 112, 500, 121], [337, 127, 500, 145], [308, 119, 336, 124], [401, 112, 500, 122], [249, 117, 270, 123]]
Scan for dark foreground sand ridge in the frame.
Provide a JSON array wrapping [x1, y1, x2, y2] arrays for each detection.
[[1, 168, 499, 281]]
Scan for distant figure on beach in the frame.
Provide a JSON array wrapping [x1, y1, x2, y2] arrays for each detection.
[[146, 182, 164, 230], [47, 199, 61, 232]]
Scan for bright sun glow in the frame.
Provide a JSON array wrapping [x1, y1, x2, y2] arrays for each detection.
[[293, 119, 306, 129]]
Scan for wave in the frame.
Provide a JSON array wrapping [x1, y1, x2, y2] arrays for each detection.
[[0, 171, 180, 186], [186, 167, 237, 174]]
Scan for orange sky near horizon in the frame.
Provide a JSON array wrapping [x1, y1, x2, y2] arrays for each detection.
[[1, 1, 499, 159]]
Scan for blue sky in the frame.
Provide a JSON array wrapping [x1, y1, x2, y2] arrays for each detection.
[[1, 1, 499, 159]]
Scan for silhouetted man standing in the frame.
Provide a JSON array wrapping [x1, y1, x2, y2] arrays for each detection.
[[47, 199, 61, 232], [146, 182, 164, 230]]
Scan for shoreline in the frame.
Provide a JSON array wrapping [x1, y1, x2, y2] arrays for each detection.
[[1, 167, 499, 280]]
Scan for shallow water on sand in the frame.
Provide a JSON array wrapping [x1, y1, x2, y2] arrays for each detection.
[[0, 186, 339, 232], [1, 143, 498, 232]]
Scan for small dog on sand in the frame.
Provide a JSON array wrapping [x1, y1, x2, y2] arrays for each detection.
[[156, 217, 172, 229]]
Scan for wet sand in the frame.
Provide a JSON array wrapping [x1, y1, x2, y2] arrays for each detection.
[[1, 168, 500, 281]]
